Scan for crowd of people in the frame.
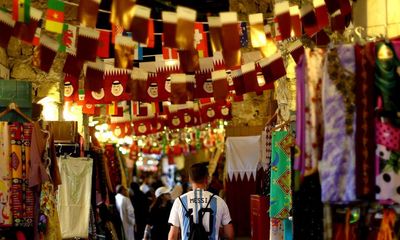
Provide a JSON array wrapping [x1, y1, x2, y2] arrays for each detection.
[[98, 163, 234, 240]]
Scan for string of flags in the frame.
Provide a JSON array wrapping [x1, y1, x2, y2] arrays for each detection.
[[2, 0, 353, 135]]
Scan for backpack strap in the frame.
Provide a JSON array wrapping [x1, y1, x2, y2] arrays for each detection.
[[178, 196, 190, 217], [199, 193, 216, 221]]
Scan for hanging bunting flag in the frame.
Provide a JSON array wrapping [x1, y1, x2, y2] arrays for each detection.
[[63, 52, 84, 78], [300, 4, 319, 37], [194, 69, 213, 99], [170, 73, 188, 104], [194, 22, 208, 57], [77, 26, 100, 61], [249, 13, 266, 48], [96, 29, 110, 58], [45, 0, 64, 34], [12, 0, 30, 23], [134, 43, 144, 61], [239, 22, 249, 48], [0, 11, 16, 49], [231, 68, 245, 96], [83, 103, 101, 116], [162, 11, 178, 48], [58, 23, 77, 53], [78, 89, 85, 105], [274, 1, 291, 40], [64, 74, 79, 102], [104, 68, 131, 102], [157, 65, 181, 101], [176, 6, 197, 50], [129, 67, 149, 102], [220, 12, 241, 68], [339, 0, 352, 16], [107, 101, 123, 116], [288, 40, 304, 64], [325, 0, 340, 14], [241, 62, 258, 93], [258, 52, 286, 84], [130, 5, 151, 44], [146, 73, 160, 102], [13, 7, 42, 44], [211, 70, 229, 102], [207, 16, 223, 53], [115, 35, 135, 69], [78, 0, 100, 28], [290, 5, 302, 37], [186, 75, 195, 102], [32, 27, 40, 46], [133, 119, 152, 136], [32, 34, 60, 73], [111, 24, 124, 44], [331, 11, 346, 33], [163, 46, 179, 60], [313, 0, 329, 29], [85, 60, 105, 92], [147, 19, 155, 48], [178, 49, 199, 73], [110, 0, 136, 30]]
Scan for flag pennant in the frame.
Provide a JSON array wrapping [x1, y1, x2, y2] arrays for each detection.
[[301, 4, 319, 37], [33, 34, 59, 73], [162, 11, 178, 48], [163, 46, 179, 60], [241, 62, 258, 93], [45, 0, 64, 34], [274, 1, 291, 40], [170, 73, 188, 104], [112, 24, 124, 43], [13, 7, 42, 44], [129, 67, 149, 102], [13, 0, 31, 23], [77, 26, 100, 61], [110, 0, 136, 30], [64, 74, 79, 102], [248, 13, 266, 48], [130, 5, 151, 44], [0, 11, 16, 49], [220, 12, 241, 68], [134, 43, 144, 61], [290, 6, 302, 37], [114, 35, 135, 69], [258, 52, 286, 84], [32, 27, 40, 46], [231, 68, 245, 96], [194, 22, 208, 57], [313, 0, 330, 29], [211, 70, 229, 102], [78, 0, 100, 28], [147, 19, 155, 48], [85, 60, 105, 92], [176, 6, 197, 50], [239, 21, 249, 48], [58, 23, 77, 53], [107, 102, 119, 116], [104, 68, 131, 102], [97, 29, 110, 58], [207, 16, 223, 53], [63, 52, 84, 77]]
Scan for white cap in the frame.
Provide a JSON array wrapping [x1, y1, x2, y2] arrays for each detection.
[[155, 186, 171, 198]]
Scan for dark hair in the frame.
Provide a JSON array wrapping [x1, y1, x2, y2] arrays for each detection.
[[116, 184, 125, 194], [189, 162, 209, 184]]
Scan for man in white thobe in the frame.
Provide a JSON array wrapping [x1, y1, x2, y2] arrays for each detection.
[[115, 185, 136, 240]]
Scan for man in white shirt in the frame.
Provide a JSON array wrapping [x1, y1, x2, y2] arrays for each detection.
[[168, 162, 234, 240], [115, 185, 136, 240]]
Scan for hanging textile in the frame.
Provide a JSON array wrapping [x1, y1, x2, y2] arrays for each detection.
[[104, 144, 122, 192], [375, 143, 400, 204], [0, 122, 12, 227], [374, 42, 400, 127], [40, 181, 62, 239], [10, 122, 35, 227], [58, 157, 93, 238], [270, 131, 292, 219], [319, 45, 357, 202], [225, 136, 260, 237], [354, 43, 376, 199], [270, 218, 293, 240]]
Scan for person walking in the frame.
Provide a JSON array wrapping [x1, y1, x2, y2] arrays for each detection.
[[143, 186, 173, 240], [115, 185, 136, 240], [129, 182, 149, 240], [168, 162, 234, 240]]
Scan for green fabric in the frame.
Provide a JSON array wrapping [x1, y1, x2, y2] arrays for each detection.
[[48, 0, 64, 11], [24, 0, 31, 23], [375, 42, 400, 126], [270, 131, 292, 219]]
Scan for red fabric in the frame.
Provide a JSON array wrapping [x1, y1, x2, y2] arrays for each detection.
[[178, 49, 200, 73], [194, 70, 214, 99], [180, 108, 195, 127], [225, 175, 257, 237], [314, 4, 330, 29], [111, 24, 123, 44], [64, 74, 79, 102], [146, 73, 160, 102], [212, 78, 229, 102], [133, 119, 152, 136], [290, 46, 305, 64], [200, 103, 219, 124], [38, 45, 57, 73], [109, 122, 126, 138], [85, 65, 104, 92], [194, 22, 208, 57], [77, 31, 99, 61], [168, 111, 185, 129], [163, 47, 178, 59], [261, 57, 286, 84], [13, 18, 40, 44], [331, 13, 346, 33], [96, 29, 110, 58], [301, 8, 319, 37], [104, 70, 130, 102], [242, 65, 258, 93], [82, 104, 100, 115], [290, 14, 302, 38], [217, 102, 232, 120], [151, 117, 166, 133], [63, 53, 84, 78], [85, 87, 107, 104], [276, 11, 291, 40], [0, 15, 14, 49], [156, 66, 181, 101], [147, 19, 155, 48]]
